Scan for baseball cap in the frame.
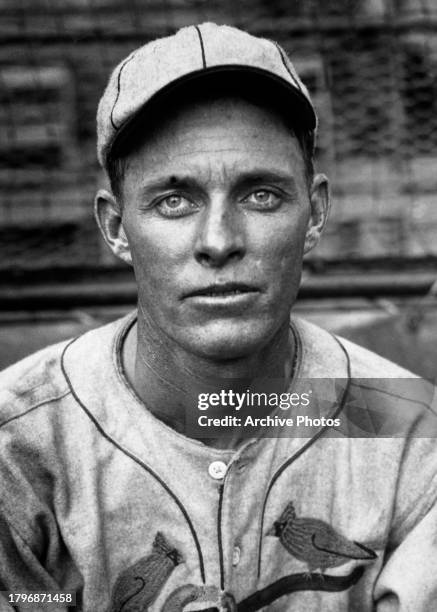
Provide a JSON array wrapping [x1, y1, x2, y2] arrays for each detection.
[[97, 22, 317, 169]]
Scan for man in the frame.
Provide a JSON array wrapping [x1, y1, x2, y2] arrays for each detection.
[[1, 23, 437, 612]]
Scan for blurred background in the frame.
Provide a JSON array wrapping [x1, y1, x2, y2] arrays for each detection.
[[1, 0, 437, 380]]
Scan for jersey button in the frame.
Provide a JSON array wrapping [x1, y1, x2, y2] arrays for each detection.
[[208, 460, 227, 480], [232, 545, 241, 566]]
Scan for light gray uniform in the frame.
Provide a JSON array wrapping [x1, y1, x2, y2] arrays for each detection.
[[1, 313, 437, 611]]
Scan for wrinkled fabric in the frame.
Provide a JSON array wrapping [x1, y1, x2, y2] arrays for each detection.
[[0, 312, 436, 611]]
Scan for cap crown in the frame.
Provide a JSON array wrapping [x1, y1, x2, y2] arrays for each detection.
[[97, 22, 316, 168]]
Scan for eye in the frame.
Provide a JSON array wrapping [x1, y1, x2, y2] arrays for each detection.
[[243, 189, 281, 210], [155, 194, 199, 218]]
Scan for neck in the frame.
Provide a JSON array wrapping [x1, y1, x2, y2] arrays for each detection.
[[122, 310, 297, 449]]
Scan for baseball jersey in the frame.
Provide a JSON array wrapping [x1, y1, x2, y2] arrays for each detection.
[[1, 312, 437, 611]]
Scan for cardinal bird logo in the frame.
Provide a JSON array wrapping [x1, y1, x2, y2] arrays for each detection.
[[109, 532, 184, 612], [267, 502, 377, 573]]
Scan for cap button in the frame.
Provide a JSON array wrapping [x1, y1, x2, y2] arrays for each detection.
[[208, 460, 228, 480]]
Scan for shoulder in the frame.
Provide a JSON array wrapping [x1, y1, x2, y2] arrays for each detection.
[[0, 315, 134, 533], [294, 318, 437, 537], [0, 313, 133, 428], [293, 316, 435, 437], [293, 316, 417, 378], [335, 334, 417, 379], [0, 340, 71, 427]]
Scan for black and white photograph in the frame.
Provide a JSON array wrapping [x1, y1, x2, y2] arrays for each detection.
[[1, 1, 437, 610]]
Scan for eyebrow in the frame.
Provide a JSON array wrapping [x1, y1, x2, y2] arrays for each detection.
[[234, 170, 298, 192], [138, 169, 298, 197], [139, 175, 199, 198]]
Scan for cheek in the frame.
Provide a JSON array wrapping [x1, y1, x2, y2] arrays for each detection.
[[249, 214, 308, 279], [123, 218, 189, 288]]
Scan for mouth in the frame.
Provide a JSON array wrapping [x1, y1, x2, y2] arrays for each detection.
[[185, 282, 259, 299]]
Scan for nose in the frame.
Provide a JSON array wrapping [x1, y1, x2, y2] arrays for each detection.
[[194, 199, 245, 268]]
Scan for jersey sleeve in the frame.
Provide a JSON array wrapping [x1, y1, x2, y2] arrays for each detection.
[[374, 499, 437, 610], [0, 514, 72, 612], [0, 392, 83, 610], [374, 426, 437, 611]]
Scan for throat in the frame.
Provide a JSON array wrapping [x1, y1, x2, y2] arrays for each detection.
[[121, 315, 298, 449]]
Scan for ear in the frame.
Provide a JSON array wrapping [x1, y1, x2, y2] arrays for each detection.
[[304, 173, 330, 254], [94, 189, 132, 265]]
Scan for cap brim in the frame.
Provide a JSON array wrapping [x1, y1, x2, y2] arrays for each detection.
[[109, 66, 317, 162]]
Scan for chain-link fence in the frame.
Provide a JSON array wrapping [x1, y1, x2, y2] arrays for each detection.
[[1, 0, 437, 274]]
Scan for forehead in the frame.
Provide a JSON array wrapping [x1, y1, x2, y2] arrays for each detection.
[[123, 95, 306, 186]]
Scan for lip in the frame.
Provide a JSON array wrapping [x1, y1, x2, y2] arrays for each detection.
[[184, 282, 260, 299]]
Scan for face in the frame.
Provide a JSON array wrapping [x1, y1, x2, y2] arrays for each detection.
[[97, 96, 329, 360]]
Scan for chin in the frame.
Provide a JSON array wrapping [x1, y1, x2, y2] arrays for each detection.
[[177, 319, 278, 361]]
